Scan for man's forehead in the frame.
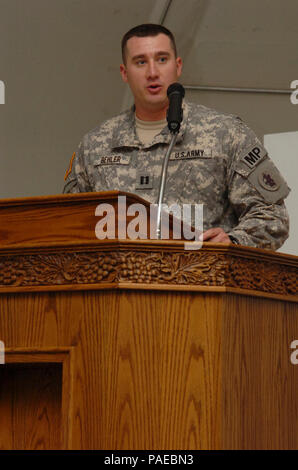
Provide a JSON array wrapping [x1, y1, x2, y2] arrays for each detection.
[[125, 34, 174, 58]]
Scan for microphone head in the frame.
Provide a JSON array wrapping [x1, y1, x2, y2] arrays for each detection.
[[166, 83, 185, 133], [167, 82, 185, 97]]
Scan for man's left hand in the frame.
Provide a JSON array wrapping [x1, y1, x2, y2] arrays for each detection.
[[199, 227, 232, 243]]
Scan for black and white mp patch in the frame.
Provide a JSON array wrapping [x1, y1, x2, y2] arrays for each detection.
[[240, 144, 267, 169]]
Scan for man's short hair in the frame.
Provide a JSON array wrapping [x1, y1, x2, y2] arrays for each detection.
[[121, 23, 177, 64]]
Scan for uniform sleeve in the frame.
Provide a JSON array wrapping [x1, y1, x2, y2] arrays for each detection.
[[226, 119, 291, 250], [62, 141, 92, 193]]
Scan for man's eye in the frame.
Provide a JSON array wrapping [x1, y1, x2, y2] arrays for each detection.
[[137, 60, 146, 65], [159, 57, 167, 63]]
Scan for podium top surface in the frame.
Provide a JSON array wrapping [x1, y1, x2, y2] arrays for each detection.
[[0, 190, 296, 258], [0, 191, 297, 301]]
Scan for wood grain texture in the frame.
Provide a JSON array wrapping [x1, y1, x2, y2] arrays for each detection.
[[0, 290, 223, 449], [222, 294, 298, 449], [0, 363, 62, 449], [0, 193, 297, 449], [0, 349, 74, 450], [1, 288, 297, 449], [92, 291, 222, 450], [0, 191, 176, 248]]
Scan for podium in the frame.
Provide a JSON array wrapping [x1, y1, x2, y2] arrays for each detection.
[[0, 191, 297, 450]]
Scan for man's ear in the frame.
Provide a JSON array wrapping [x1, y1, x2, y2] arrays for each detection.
[[120, 64, 128, 83], [176, 57, 183, 78]]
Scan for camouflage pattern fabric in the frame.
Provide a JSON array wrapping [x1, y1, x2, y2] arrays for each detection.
[[63, 101, 290, 250]]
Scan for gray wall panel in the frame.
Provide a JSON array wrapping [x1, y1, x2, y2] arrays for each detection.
[[0, 0, 155, 197]]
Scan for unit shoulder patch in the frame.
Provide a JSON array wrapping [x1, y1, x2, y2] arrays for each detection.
[[64, 152, 76, 181], [258, 170, 280, 191], [247, 159, 290, 203]]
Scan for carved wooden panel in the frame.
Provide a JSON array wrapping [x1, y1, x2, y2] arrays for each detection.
[[0, 246, 297, 298]]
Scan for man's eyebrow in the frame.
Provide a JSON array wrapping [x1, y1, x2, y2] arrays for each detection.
[[131, 54, 146, 61], [131, 51, 171, 61]]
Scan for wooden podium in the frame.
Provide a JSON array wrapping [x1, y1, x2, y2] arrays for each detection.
[[0, 191, 297, 450]]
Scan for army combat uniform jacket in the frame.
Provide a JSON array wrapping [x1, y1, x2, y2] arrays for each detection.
[[63, 101, 290, 250]]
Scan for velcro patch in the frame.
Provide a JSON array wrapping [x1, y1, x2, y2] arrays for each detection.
[[135, 170, 153, 190], [170, 148, 211, 161], [95, 155, 131, 165], [240, 144, 267, 169], [247, 159, 290, 203]]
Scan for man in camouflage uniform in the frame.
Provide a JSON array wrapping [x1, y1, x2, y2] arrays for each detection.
[[63, 24, 290, 250]]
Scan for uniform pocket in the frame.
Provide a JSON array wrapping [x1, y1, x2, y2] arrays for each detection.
[[93, 155, 136, 192], [167, 155, 227, 205]]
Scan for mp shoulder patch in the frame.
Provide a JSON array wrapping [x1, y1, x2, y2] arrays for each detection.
[[240, 144, 267, 169]]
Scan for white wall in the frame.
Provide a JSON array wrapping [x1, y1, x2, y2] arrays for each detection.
[[264, 131, 298, 255]]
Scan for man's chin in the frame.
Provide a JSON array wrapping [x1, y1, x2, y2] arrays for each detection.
[[145, 96, 168, 110]]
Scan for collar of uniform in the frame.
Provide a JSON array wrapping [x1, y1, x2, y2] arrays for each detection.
[[110, 106, 140, 149], [111, 101, 190, 150]]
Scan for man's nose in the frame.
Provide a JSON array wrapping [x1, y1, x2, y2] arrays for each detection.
[[146, 60, 159, 79]]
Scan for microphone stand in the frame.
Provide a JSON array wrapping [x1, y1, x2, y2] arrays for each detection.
[[156, 131, 178, 239], [156, 82, 185, 240]]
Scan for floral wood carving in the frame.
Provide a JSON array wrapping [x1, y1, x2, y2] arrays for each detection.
[[0, 252, 118, 286], [226, 256, 298, 295], [0, 249, 297, 296], [118, 251, 227, 285]]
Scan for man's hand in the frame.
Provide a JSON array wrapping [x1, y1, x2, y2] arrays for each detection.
[[199, 227, 232, 243]]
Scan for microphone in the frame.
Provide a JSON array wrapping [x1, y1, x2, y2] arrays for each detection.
[[156, 83, 185, 239], [167, 83, 185, 133]]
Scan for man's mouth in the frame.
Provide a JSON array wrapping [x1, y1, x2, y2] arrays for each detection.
[[147, 84, 162, 94]]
